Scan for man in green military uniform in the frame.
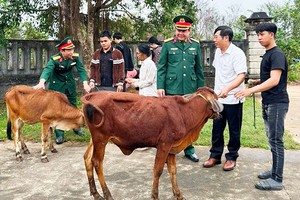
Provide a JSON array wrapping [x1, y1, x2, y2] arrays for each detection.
[[157, 15, 205, 162], [34, 36, 91, 144]]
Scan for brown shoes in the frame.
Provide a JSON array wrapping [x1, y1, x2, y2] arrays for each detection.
[[223, 160, 236, 171], [203, 158, 237, 171], [203, 158, 221, 168]]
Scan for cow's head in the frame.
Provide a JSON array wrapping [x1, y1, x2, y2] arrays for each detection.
[[195, 87, 223, 119]]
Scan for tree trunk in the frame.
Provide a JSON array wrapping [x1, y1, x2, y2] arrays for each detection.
[[58, 0, 80, 39], [77, 0, 95, 75], [58, 0, 122, 74]]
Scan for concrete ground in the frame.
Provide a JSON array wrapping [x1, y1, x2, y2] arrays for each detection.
[[0, 142, 300, 200], [0, 84, 299, 200], [285, 84, 300, 143]]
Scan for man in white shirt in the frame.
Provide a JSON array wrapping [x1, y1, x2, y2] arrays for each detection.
[[203, 26, 247, 171]]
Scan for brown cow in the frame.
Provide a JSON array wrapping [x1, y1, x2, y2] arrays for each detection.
[[81, 87, 223, 200], [5, 85, 84, 162]]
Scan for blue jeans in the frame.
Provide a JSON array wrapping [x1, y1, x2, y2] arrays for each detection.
[[262, 103, 289, 183]]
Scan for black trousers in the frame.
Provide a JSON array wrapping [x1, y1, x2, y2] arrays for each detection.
[[209, 103, 243, 161]]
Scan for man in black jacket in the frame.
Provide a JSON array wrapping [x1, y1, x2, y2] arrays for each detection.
[[113, 32, 134, 72]]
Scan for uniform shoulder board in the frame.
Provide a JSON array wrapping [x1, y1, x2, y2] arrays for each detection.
[[190, 38, 199, 43], [73, 53, 79, 57], [52, 55, 61, 60], [164, 38, 173, 43]]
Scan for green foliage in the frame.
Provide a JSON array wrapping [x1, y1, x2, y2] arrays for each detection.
[[0, 0, 35, 44], [1, 97, 299, 150], [232, 15, 247, 40], [36, 4, 59, 38], [265, 0, 300, 82], [194, 96, 300, 150], [22, 22, 49, 39], [127, 0, 198, 39], [5, 22, 49, 40], [288, 62, 300, 82]]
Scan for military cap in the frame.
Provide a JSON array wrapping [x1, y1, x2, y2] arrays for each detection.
[[173, 15, 193, 30], [56, 36, 75, 50]]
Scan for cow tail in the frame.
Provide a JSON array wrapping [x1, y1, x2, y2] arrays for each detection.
[[7, 120, 12, 140], [86, 104, 95, 123], [6, 105, 12, 140], [85, 103, 105, 128]]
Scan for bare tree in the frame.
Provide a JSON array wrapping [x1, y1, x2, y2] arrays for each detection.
[[195, 0, 221, 40]]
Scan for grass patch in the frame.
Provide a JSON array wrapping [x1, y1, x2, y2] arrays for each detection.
[[1, 96, 299, 150], [195, 96, 300, 150]]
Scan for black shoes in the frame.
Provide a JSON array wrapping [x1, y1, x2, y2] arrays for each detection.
[[55, 136, 64, 144], [73, 129, 84, 136], [185, 153, 199, 162]]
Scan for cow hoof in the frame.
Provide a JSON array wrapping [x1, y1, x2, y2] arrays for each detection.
[[51, 148, 58, 153], [16, 156, 23, 162], [23, 149, 30, 154], [41, 156, 49, 163], [93, 193, 104, 200]]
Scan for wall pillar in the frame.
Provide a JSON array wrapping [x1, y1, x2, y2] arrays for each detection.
[[244, 12, 273, 79]]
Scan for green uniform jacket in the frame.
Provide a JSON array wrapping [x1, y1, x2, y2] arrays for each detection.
[[157, 37, 205, 95], [40, 53, 88, 95]]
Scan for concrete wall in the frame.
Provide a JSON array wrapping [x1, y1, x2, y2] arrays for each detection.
[[0, 39, 248, 104]]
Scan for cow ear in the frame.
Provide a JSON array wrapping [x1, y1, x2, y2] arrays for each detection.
[[211, 100, 223, 113]]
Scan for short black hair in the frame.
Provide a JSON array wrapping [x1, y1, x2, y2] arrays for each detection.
[[99, 30, 111, 38], [113, 32, 122, 39], [137, 43, 151, 57], [255, 22, 277, 35], [214, 26, 233, 41], [148, 36, 162, 45]]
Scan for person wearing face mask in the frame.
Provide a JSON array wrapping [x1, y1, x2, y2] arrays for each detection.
[[156, 15, 205, 162], [34, 36, 91, 144]]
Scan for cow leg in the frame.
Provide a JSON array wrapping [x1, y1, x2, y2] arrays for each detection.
[[40, 123, 50, 163], [84, 141, 103, 200], [19, 123, 30, 154], [48, 127, 58, 153], [13, 119, 23, 161], [166, 154, 184, 200], [93, 142, 113, 200], [151, 146, 171, 200]]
